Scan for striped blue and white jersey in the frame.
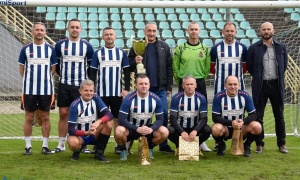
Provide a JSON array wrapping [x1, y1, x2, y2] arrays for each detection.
[[210, 40, 247, 94], [55, 38, 94, 86], [68, 94, 108, 131], [212, 89, 255, 121], [170, 91, 207, 129], [119, 91, 163, 128], [18, 42, 57, 95], [90, 46, 129, 97]]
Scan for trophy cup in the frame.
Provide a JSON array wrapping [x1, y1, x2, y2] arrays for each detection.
[[131, 35, 148, 75]]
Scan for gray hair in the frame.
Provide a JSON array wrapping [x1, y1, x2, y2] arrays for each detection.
[[79, 79, 95, 90], [182, 75, 196, 84]]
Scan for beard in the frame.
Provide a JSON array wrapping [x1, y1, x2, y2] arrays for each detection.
[[262, 33, 273, 40]]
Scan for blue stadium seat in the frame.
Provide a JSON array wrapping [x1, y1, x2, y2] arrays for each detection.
[[56, 12, 66, 21], [223, 14, 234, 21], [252, 38, 260, 44], [201, 14, 212, 22], [100, 40, 105, 47], [65, 31, 69, 38], [214, 38, 223, 44], [162, 30, 173, 39], [190, 13, 200, 21], [174, 30, 185, 38], [186, 8, 197, 14], [67, 13, 77, 21], [145, 14, 155, 22], [135, 21, 146, 29], [143, 8, 153, 14], [88, 30, 99, 38], [88, 21, 98, 30], [208, 8, 218, 14], [126, 39, 132, 48], [68, 7, 77, 13], [78, 13, 87, 21], [134, 14, 144, 21], [132, 8, 142, 14], [78, 7, 88, 13], [171, 22, 181, 30], [88, 13, 98, 21], [167, 14, 178, 21], [212, 13, 223, 22], [182, 21, 190, 29], [36, 7, 46, 13], [80, 30, 88, 38], [111, 22, 122, 30], [57, 7, 67, 13], [202, 39, 213, 48], [235, 13, 246, 22], [232, 21, 240, 29], [219, 8, 226, 14], [137, 30, 144, 39], [197, 8, 207, 14], [115, 30, 123, 38], [236, 29, 246, 39], [210, 30, 221, 38], [81, 21, 88, 29], [156, 31, 161, 38], [111, 13, 121, 21], [177, 38, 186, 46], [157, 14, 167, 21], [165, 8, 175, 14], [284, 8, 294, 13], [45, 13, 55, 21], [99, 14, 109, 21], [122, 14, 132, 21], [240, 38, 251, 47], [291, 13, 300, 21], [298, 21, 300, 27], [294, 8, 300, 13], [99, 21, 109, 29], [217, 21, 226, 30], [159, 22, 170, 30], [240, 21, 251, 30], [89, 39, 99, 49], [200, 30, 209, 38], [125, 29, 135, 38], [179, 14, 189, 22], [154, 8, 164, 14], [124, 22, 134, 30], [47, 7, 56, 13], [115, 39, 124, 48], [165, 39, 176, 48], [88, 7, 98, 14], [55, 21, 65, 30], [98, 8, 108, 13], [246, 29, 258, 39], [109, 8, 119, 13], [121, 8, 131, 14], [230, 8, 240, 14], [206, 21, 216, 30], [176, 8, 186, 14]]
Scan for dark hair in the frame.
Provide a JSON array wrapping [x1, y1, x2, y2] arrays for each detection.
[[68, 19, 81, 27], [223, 22, 236, 30], [135, 74, 150, 84]]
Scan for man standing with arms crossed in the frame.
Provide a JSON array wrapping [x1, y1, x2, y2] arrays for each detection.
[[247, 22, 288, 153], [173, 21, 211, 151], [55, 19, 94, 152], [128, 23, 174, 153], [19, 22, 57, 155], [89, 27, 130, 154]]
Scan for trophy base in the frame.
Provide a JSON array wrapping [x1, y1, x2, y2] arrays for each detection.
[[137, 70, 146, 75]]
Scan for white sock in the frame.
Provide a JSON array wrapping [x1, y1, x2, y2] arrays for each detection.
[[42, 137, 48, 148], [25, 136, 31, 148], [58, 137, 66, 148]]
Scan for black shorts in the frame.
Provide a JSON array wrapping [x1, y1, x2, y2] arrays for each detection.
[[224, 126, 234, 140], [98, 96, 122, 118], [127, 125, 154, 142], [57, 83, 80, 107], [21, 94, 55, 111]]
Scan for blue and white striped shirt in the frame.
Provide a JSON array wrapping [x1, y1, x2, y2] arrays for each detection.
[[210, 40, 247, 94], [18, 42, 57, 95], [90, 46, 129, 97], [55, 38, 94, 86]]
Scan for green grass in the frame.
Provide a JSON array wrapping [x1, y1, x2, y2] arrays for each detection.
[[0, 136, 300, 180]]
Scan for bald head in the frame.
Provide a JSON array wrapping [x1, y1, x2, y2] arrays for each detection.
[[260, 22, 274, 41]]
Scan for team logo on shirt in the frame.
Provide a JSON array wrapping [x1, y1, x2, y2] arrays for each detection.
[[198, 51, 204, 58]]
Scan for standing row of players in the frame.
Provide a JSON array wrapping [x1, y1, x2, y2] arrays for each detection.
[[18, 19, 288, 161]]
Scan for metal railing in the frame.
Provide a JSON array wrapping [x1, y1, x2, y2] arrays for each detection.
[[285, 55, 300, 103]]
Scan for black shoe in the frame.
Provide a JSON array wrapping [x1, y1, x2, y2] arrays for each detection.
[[115, 147, 121, 154], [94, 150, 109, 162], [216, 142, 226, 156], [159, 145, 175, 153], [213, 143, 219, 152], [23, 147, 32, 155], [244, 144, 251, 157], [71, 151, 80, 161], [255, 145, 263, 153], [42, 147, 53, 155], [81, 146, 91, 154]]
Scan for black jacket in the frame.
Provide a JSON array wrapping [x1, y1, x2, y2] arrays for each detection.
[[128, 39, 173, 91], [246, 39, 288, 104]]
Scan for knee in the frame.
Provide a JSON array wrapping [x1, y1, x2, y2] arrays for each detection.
[[103, 121, 113, 130], [251, 121, 262, 135], [156, 126, 169, 138], [211, 123, 224, 137], [67, 136, 81, 151], [115, 126, 126, 137]]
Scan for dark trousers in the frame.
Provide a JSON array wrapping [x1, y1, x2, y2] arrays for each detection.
[[179, 78, 207, 100], [168, 125, 211, 148], [255, 80, 286, 147]]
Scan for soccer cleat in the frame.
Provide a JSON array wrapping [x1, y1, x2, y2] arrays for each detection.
[[126, 140, 134, 154], [149, 149, 154, 159], [159, 145, 175, 153], [94, 150, 109, 162], [54, 147, 65, 153], [216, 142, 226, 156], [120, 150, 128, 161], [42, 147, 54, 155], [213, 143, 219, 152], [244, 143, 251, 157], [71, 151, 80, 161], [81, 146, 91, 154], [115, 147, 121, 154], [23, 147, 32, 155], [255, 145, 263, 153], [200, 142, 211, 152]]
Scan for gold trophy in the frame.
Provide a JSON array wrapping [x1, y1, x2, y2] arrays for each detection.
[[131, 35, 148, 75]]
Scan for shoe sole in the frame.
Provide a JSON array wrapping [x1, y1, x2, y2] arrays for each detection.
[[158, 150, 174, 154]]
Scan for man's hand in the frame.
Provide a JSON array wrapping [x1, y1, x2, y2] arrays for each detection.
[[137, 126, 153, 135], [135, 55, 143, 64], [120, 90, 129, 99], [181, 131, 189, 142], [232, 119, 244, 129], [188, 130, 197, 142]]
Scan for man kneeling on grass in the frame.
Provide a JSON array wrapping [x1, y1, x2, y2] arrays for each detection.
[[67, 79, 113, 162]]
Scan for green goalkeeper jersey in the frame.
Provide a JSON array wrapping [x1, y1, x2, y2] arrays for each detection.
[[173, 42, 211, 84]]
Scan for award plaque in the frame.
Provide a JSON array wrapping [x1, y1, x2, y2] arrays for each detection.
[[131, 36, 148, 74]]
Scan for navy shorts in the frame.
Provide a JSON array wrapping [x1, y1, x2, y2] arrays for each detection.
[[224, 126, 234, 140], [21, 94, 55, 111], [80, 135, 95, 147], [57, 83, 80, 107]]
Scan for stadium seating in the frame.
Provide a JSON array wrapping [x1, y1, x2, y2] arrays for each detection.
[[78, 13, 87, 21], [98, 8, 108, 13], [165, 39, 176, 48], [111, 13, 121, 21], [171, 22, 181, 30], [159, 22, 170, 30], [240, 38, 251, 47], [89, 39, 99, 48], [200, 30, 209, 38], [115, 39, 125, 48], [214, 38, 223, 44], [88, 21, 98, 30], [99, 21, 109, 30], [206, 21, 216, 30], [174, 30, 185, 38], [99, 14, 109, 21], [55, 21, 65, 30], [236, 29, 246, 39], [122, 14, 133, 21], [135, 21, 146, 30], [217, 21, 226, 30], [202, 39, 213, 48], [68, 7, 77, 13], [57, 7, 67, 13], [212, 14, 223, 22], [240, 21, 252, 30], [112, 22, 122, 30], [124, 22, 134, 30], [167, 14, 178, 21], [47, 7, 56, 13], [125, 29, 135, 38], [121, 8, 131, 14], [177, 38, 186, 45], [154, 8, 164, 14], [67, 13, 76, 21], [143, 8, 153, 14], [88, 7, 98, 14], [291, 13, 300, 21], [81, 21, 87, 29], [80, 30, 88, 38], [36, 7, 46, 13], [88, 13, 98, 21], [179, 14, 189, 22], [246, 29, 258, 38], [190, 14, 201, 21], [201, 14, 212, 22], [145, 14, 155, 22], [157, 14, 167, 21], [45, 13, 55, 21], [56, 12, 66, 21], [210, 30, 221, 38], [134, 14, 144, 21], [78, 7, 88, 13], [162, 29, 173, 39]]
